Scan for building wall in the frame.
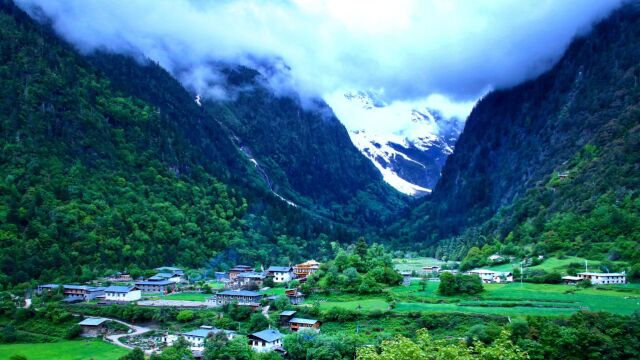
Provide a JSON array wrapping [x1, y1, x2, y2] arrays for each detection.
[[272, 272, 292, 283], [105, 290, 141, 302], [578, 274, 626, 285], [250, 338, 281, 352]]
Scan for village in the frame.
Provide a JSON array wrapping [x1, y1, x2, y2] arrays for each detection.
[[34, 260, 325, 357], [31, 254, 629, 358]]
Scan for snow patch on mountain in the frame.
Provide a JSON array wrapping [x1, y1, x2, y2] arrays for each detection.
[[325, 90, 472, 196], [350, 130, 431, 196]]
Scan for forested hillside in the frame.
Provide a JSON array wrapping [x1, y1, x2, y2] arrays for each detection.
[[205, 67, 407, 227], [396, 4, 640, 266], [0, 1, 396, 287]]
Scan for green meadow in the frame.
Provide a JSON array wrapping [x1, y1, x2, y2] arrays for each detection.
[[392, 257, 447, 272], [306, 281, 640, 317], [0, 340, 129, 360]]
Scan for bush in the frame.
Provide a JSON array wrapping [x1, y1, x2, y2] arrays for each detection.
[[119, 348, 145, 360], [438, 273, 483, 296], [322, 307, 359, 322], [0, 325, 17, 343], [64, 324, 82, 339], [577, 279, 592, 288], [176, 310, 195, 322]]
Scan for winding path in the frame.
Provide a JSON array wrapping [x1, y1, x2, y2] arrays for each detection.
[[101, 317, 151, 349]]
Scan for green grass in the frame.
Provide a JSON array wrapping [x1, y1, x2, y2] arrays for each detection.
[[485, 256, 630, 275], [0, 340, 130, 360], [393, 302, 579, 316], [485, 262, 518, 272], [389, 281, 640, 316], [392, 257, 446, 272], [305, 294, 389, 312], [261, 287, 286, 296]]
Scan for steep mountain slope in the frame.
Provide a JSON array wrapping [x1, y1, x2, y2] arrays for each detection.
[[200, 69, 408, 227], [328, 91, 465, 196], [397, 3, 640, 263], [0, 2, 392, 286]]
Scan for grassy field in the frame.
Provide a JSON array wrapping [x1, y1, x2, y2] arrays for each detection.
[[394, 281, 640, 315], [305, 281, 640, 316], [261, 287, 287, 296], [316, 298, 389, 312], [0, 340, 129, 360], [393, 257, 447, 272], [486, 256, 628, 274]]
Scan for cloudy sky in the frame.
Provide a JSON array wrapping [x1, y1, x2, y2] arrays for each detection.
[[16, 0, 624, 135]]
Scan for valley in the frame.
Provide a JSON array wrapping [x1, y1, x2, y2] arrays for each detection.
[[1, 0, 639, 359]]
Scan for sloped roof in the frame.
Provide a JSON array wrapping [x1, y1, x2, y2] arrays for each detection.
[[266, 266, 293, 272], [135, 280, 173, 286], [183, 328, 235, 338], [63, 284, 89, 290], [289, 318, 319, 325], [578, 272, 625, 276], [78, 317, 108, 326], [237, 272, 266, 279], [105, 285, 136, 293], [216, 290, 261, 297], [280, 310, 296, 316], [250, 329, 283, 342]]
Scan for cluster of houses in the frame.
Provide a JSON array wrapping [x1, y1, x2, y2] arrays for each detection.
[[36, 260, 321, 307], [37, 267, 187, 304], [151, 310, 321, 356], [467, 269, 514, 284], [417, 265, 513, 284], [218, 260, 321, 290]]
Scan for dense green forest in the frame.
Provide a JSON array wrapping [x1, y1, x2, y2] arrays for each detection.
[[0, 1, 399, 288], [394, 4, 640, 269]]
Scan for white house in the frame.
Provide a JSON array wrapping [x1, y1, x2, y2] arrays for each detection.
[[468, 269, 513, 284], [182, 326, 236, 350], [468, 269, 497, 283], [248, 329, 284, 353], [577, 272, 626, 285], [104, 285, 141, 302], [266, 266, 294, 283]]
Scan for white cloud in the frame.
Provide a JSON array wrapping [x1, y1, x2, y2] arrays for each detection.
[[16, 0, 623, 107]]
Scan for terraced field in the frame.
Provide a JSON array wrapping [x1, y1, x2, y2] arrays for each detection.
[[306, 281, 640, 316]]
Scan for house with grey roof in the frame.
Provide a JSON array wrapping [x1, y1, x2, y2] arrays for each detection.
[[182, 325, 236, 350], [36, 284, 60, 295], [135, 280, 176, 294], [279, 310, 296, 325], [235, 272, 267, 288], [207, 290, 263, 306], [266, 266, 294, 283], [104, 285, 141, 302], [78, 317, 108, 337], [155, 266, 185, 276], [248, 329, 284, 352], [148, 272, 183, 283]]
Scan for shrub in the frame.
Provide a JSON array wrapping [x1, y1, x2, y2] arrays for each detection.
[[64, 324, 82, 339], [322, 307, 359, 322], [176, 310, 195, 322], [438, 273, 483, 296]]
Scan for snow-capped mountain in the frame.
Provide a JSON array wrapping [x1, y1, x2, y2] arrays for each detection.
[[326, 91, 467, 196]]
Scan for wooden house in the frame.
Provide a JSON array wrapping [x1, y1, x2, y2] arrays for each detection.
[[289, 318, 321, 332], [78, 317, 108, 337]]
